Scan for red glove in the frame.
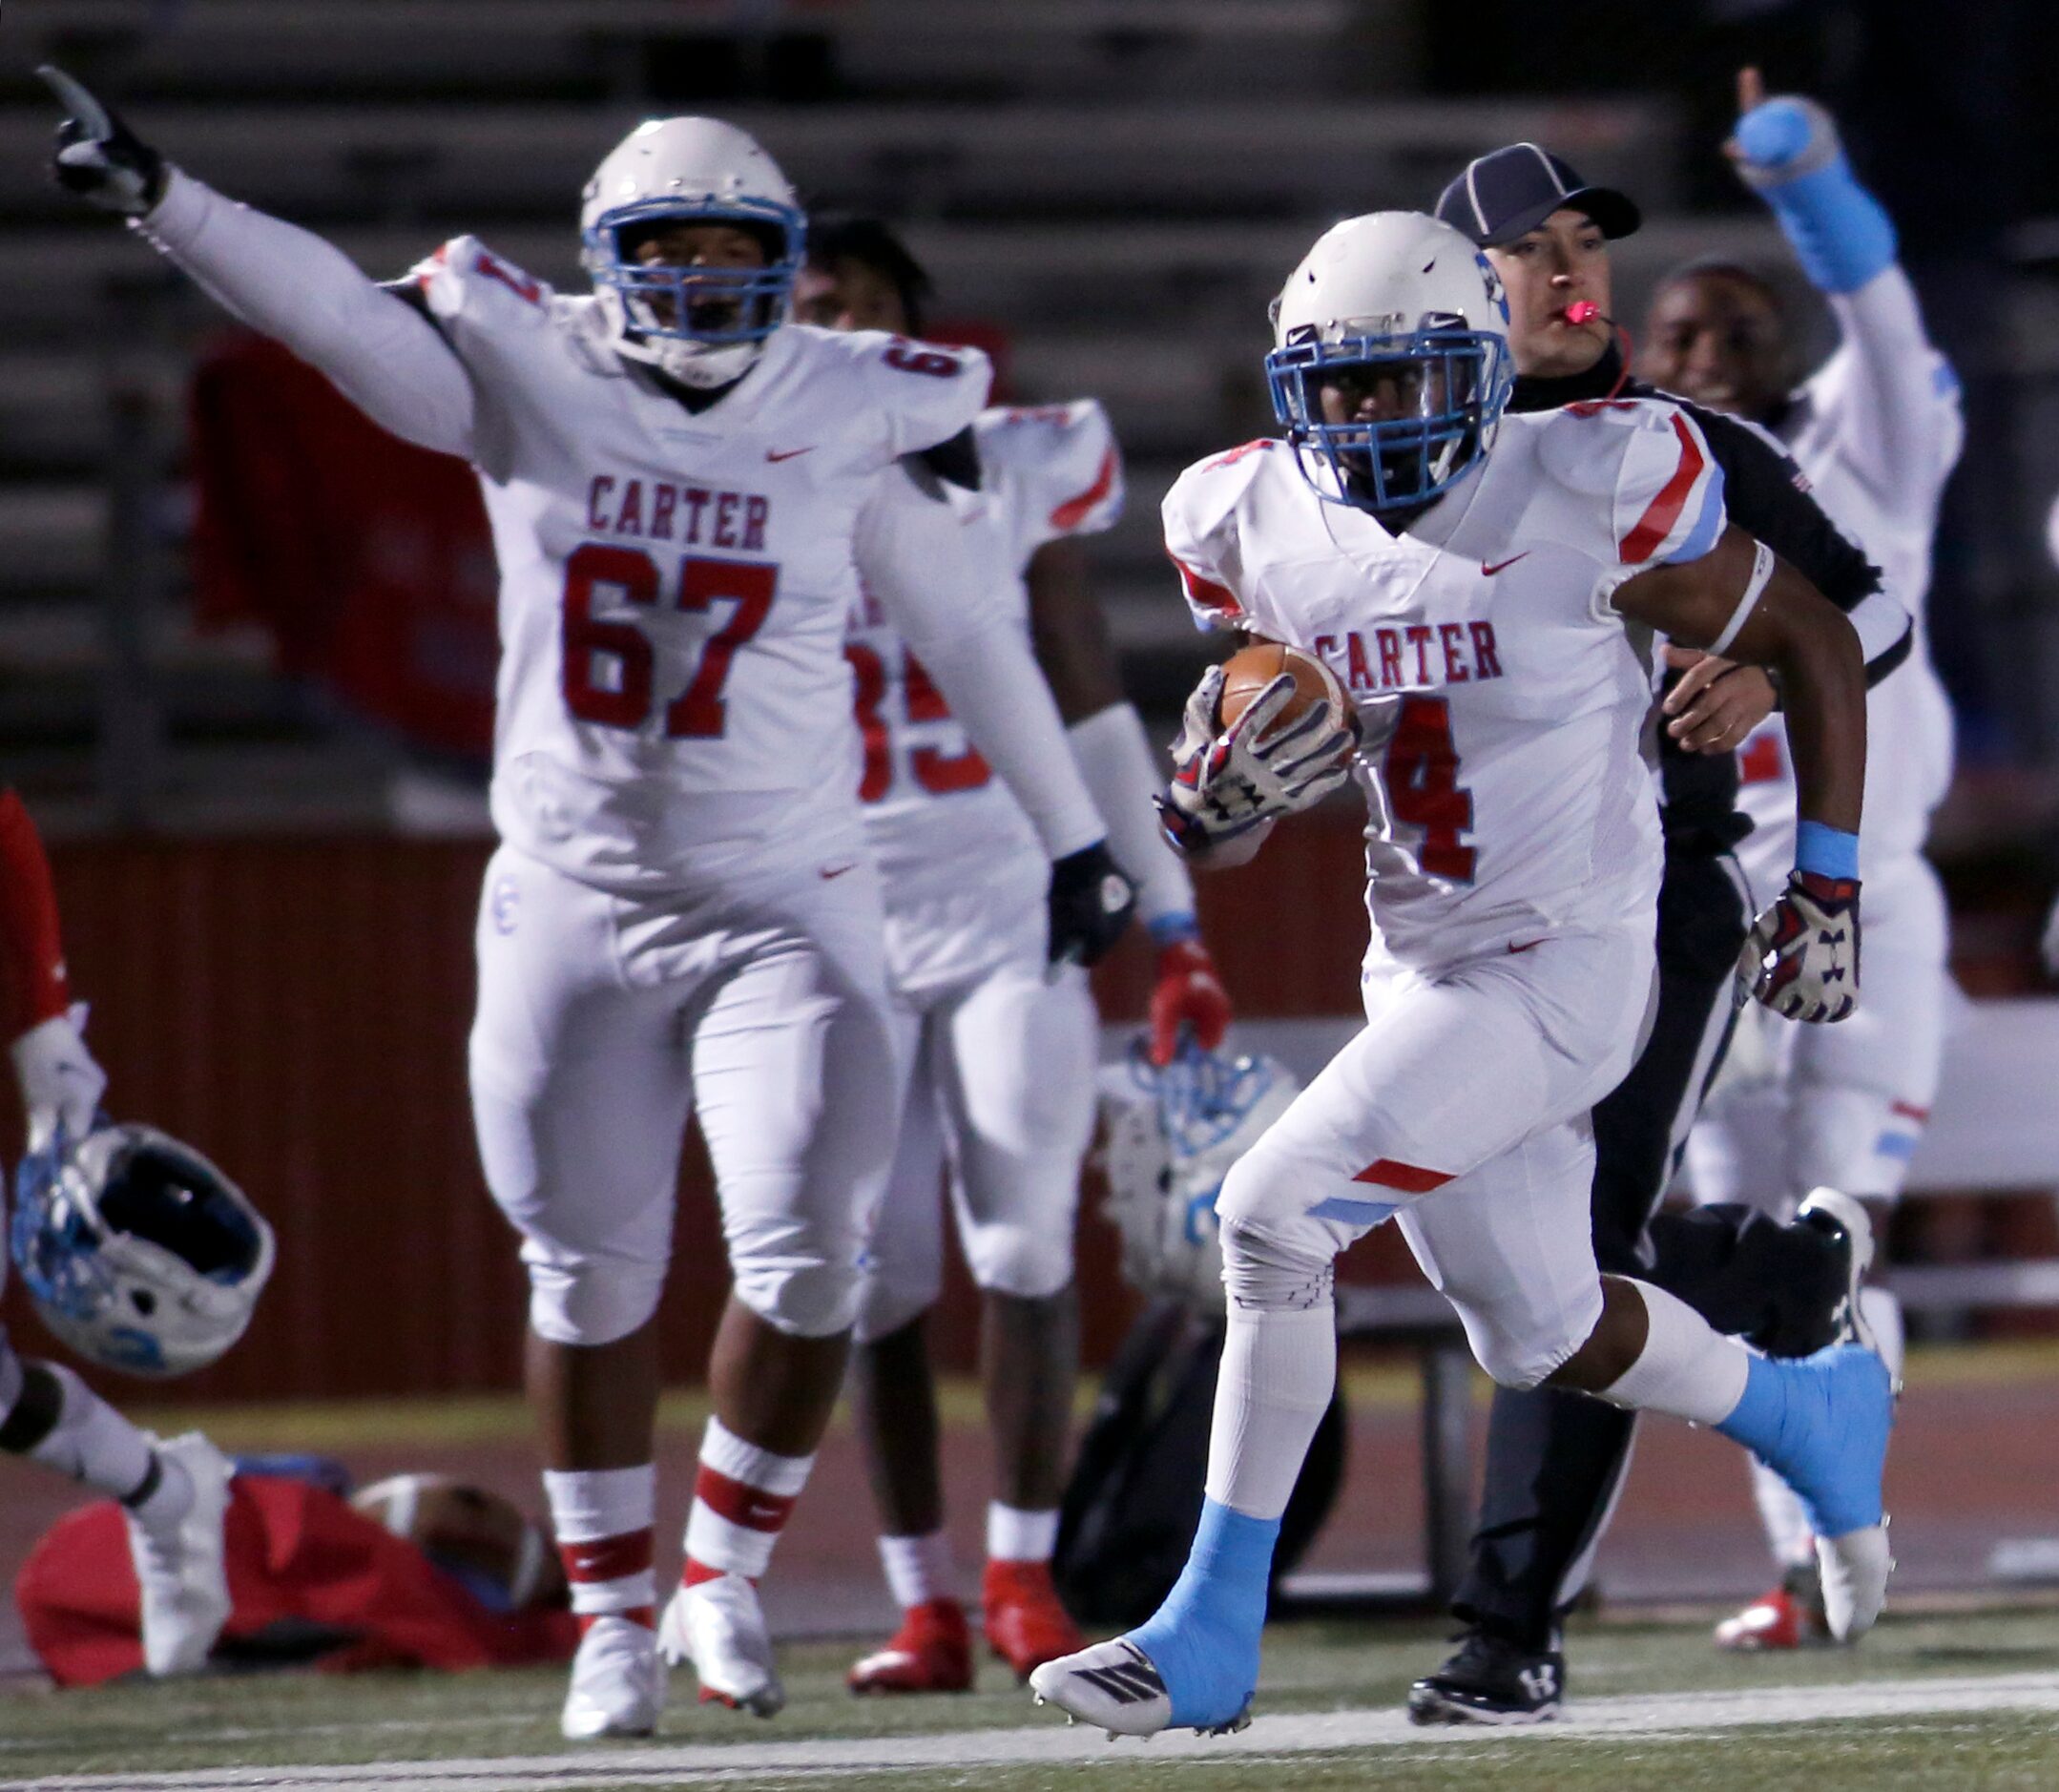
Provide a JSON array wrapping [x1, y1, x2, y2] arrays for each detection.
[[1149, 938, 1232, 1066]]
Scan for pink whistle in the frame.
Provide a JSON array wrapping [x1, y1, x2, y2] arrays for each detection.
[[1562, 301, 1601, 325]]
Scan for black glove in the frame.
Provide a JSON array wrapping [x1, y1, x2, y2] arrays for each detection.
[[40, 65, 167, 218], [1047, 841, 1137, 969]]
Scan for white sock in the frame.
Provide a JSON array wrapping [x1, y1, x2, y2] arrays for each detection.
[[684, 1416, 814, 1581], [1750, 1453, 1818, 1570], [24, 1364, 183, 1521], [1203, 1300, 1337, 1520], [986, 1503, 1059, 1565], [1595, 1280, 1750, 1426], [543, 1463, 656, 1625], [879, 1531, 956, 1609]]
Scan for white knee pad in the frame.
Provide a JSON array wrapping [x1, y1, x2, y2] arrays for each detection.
[[1219, 1216, 1336, 1313], [962, 1219, 1072, 1303], [522, 1244, 666, 1348], [728, 1217, 864, 1340]]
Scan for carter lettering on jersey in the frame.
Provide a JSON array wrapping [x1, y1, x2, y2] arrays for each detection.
[[587, 475, 771, 551], [1314, 622, 1504, 694]]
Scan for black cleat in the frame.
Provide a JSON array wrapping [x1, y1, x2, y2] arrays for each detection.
[[1406, 1629, 1565, 1726], [1796, 1188, 1877, 1354]]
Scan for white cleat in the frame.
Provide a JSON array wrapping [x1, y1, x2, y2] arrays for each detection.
[[1029, 1637, 1175, 1738], [125, 1432, 233, 1677], [1818, 1520, 1894, 1643], [561, 1615, 666, 1740], [658, 1576, 785, 1717]]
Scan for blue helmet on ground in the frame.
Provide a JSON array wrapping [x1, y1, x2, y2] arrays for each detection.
[[1095, 1040, 1301, 1314], [10, 1122, 275, 1377]]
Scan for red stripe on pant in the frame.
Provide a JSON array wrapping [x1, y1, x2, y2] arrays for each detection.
[[1353, 1158, 1452, 1195]]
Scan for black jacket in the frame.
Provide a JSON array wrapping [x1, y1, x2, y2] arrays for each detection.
[[1509, 343, 1894, 852]]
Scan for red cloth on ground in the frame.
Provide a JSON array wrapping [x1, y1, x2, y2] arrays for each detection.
[[187, 333, 498, 761], [0, 788, 73, 1040], [16, 1476, 576, 1686]]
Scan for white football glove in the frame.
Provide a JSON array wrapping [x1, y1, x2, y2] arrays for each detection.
[[1738, 870, 1861, 1023], [10, 1004, 108, 1154], [1154, 664, 1355, 853], [40, 65, 168, 219]]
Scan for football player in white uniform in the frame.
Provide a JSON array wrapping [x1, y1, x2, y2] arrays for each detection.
[[1030, 211, 1894, 1740], [1652, 71, 1963, 1651], [793, 219, 1232, 1692], [44, 73, 1138, 1738], [0, 789, 243, 1677]]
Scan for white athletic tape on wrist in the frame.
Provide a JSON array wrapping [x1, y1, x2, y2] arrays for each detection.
[[1708, 539, 1777, 657]]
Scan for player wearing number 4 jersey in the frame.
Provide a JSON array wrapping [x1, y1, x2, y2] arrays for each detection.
[[1032, 211, 1893, 1741], [796, 220, 1230, 1694], [44, 73, 1138, 1740]]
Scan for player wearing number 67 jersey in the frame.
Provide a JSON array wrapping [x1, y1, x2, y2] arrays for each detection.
[[43, 73, 1136, 1740], [1033, 212, 1893, 1741], [795, 220, 1231, 1695]]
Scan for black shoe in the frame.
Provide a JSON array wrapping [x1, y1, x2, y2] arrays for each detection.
[[1797, 1188, 1877, 1350], [1406, 1629, 1565, 1726]]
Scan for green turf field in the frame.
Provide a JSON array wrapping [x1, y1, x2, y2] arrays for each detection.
[[6, 1602, 2059, 1789]]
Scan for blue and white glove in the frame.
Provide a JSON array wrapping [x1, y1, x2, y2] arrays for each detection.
[[40, 65, 167, 219], [1154, 664, 1354, 854], [1728, 67, 1895, 294], [1737, 822, 1861, 1023]]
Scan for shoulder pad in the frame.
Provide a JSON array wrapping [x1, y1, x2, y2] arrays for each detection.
[[823, 328, 991, 461], [978, 399, 1124, 538], [1534, 400, 1727, 568], [410, 236, 554, 328]]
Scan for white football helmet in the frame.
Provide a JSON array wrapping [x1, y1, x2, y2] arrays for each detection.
[[11, 1122, 275, 1377], [579, 115, 804, 388], [1096, 1043, 1301, 1314], [1266, 211, 1513, 514]]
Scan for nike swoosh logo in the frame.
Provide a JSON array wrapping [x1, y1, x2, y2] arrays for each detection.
[[1483, 553, 1530, 576], [766, 447, 815, 463], [820, 863, 858, 880], [1507, 937, 1545, 953]]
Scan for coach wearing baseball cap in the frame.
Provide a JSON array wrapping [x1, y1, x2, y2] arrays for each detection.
[[1403, 142, 1912, 1730]]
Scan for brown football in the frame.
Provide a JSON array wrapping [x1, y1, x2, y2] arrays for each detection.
[[1216, 641, 1346, 737]]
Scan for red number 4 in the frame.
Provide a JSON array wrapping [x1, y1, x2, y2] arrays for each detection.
[[560, 543, 776, 738], [1381, 695, 1476, 881]]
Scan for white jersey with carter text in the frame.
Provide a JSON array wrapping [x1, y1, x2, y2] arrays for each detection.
[[411, 238, 988, 893], [1733, 268, 1963, 890], [1165, 401, 1728, 969], [848, 401, 1123, 917]]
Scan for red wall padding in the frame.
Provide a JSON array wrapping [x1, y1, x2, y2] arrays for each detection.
[[4, 819, 1373, 1403]]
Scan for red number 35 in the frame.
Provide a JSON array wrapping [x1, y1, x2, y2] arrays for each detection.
[[883, 341, 961, 379]]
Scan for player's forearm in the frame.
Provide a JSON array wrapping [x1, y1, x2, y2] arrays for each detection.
[[1828, 267, 1953, 505], [1067, 702, 1198, 935], [137, 169, 474, 458], [1757, 577, 1867, 836], [863, 469, 1106, 859], [919, 619, 1108, 860]]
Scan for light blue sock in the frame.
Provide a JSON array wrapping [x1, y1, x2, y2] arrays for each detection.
[[1130, 1497, 1279, 1728], [1715, 1351, 1794, 1461]]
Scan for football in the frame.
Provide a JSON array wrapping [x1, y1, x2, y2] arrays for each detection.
[[1216, 640, 1351, 739]]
